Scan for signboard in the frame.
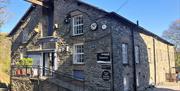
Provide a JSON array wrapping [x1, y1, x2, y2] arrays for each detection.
[[97, 52, 110, 63], [101, 71, 111, 81], [101, 65, 111, 70]]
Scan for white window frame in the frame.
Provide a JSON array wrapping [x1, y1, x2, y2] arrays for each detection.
[[122, 43, 128, 64], [123, 75, 129, 91], [73, 43, 84, 64], [135, 46, 140, 64], [72, 15, 84, 36]]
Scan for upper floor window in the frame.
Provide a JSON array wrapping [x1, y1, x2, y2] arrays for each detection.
[[135, 46, 140, 64], [22, 30, 29, 43], [72, 15, 84, 35], [122, 44, 128, 64], [73, 43, 84, 64]]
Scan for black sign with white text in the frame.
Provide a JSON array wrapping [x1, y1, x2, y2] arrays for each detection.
[[101, 70, 111, 81], [97, 52, 110, 63]]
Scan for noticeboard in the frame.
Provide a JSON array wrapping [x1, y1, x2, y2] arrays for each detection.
[[97, 52, 110, 63], [101, 70, 111, 81]]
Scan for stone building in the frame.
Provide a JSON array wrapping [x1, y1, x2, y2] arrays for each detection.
[[8, 0, 175, 91]]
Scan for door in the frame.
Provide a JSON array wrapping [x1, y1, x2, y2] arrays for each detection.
[[43, 52, 55, 76]]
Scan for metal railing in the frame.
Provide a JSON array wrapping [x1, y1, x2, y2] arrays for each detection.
[[11, 65, 85, 86]]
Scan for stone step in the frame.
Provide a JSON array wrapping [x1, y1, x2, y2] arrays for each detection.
[[46, 78, 85, 91]]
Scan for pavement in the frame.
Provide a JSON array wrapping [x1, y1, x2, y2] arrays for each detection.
[[147, 82, 180, 91]]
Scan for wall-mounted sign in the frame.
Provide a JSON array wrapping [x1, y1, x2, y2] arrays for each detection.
[[101, 70, 111, 81], [90, 23, 98, 31], [101, 65, 111, 70], [97, 52, 111, 63], [102, 24, 107, 30]]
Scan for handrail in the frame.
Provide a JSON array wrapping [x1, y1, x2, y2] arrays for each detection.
[[11, 65, 85, 82], [11, 65, 99, 90]]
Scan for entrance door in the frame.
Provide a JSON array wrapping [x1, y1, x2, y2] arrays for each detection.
[[42, 52, 55, 76]]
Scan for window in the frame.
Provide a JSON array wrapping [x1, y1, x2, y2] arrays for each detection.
[[73, 70, 85, 80], [73, 43, 84, 64], [73, 15, 83, 35], [22, 30, 29, 43], [123, 75, 129, 91], [135, 46, 140, 63], [148, 48, 151, 62], [122, 44, 128, 64], [136, 72, 140, 87]]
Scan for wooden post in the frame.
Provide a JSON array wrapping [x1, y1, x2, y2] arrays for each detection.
[[24, 0, 49, 8]]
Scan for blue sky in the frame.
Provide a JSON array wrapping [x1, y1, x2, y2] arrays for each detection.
[[0, 0, 180, 36]]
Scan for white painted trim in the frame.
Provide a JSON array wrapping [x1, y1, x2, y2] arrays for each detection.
[[97, 61, 111, 64], [72, 15, 84, 36], [73, 43, 84, 64]]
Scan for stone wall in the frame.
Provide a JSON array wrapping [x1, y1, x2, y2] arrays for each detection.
[[11, 78, 38, 91], [54, 0, 112, 90], [10, 0, 175, 91], [11, 6, 42, 64], [11, 78, 70, 91], [139, 32, 175, 85]]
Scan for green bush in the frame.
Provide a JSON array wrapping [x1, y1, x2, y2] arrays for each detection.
[[16, 58, 33, 67]]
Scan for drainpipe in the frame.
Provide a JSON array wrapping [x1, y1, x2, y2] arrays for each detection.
[[131, 21, 138, 91], [111, 24, 115, 91], [153, 38, 157, 85]]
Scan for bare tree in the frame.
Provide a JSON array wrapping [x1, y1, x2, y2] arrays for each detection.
[[162, 19, 180, 51], [163, 19, 180, 68], [0, 0, 8, 29]]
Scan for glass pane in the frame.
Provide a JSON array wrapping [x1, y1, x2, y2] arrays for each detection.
[[135, 46, 139, 63], [73, 15, 83, 35], [73, 70, 85, 80], [122, 44, 128, 64]]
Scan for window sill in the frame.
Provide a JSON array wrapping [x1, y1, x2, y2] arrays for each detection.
[[97, 61, 111, 64], [73, 63, 85, 65], [72, 33, 84, 37]]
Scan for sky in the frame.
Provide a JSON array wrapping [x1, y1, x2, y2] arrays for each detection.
[[0, 0, 180, 36]]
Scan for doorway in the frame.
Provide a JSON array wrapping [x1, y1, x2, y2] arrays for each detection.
[[42, 52, 55, 76]]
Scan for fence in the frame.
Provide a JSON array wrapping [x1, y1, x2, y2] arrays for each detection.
[[11, 65, 85, 87]]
